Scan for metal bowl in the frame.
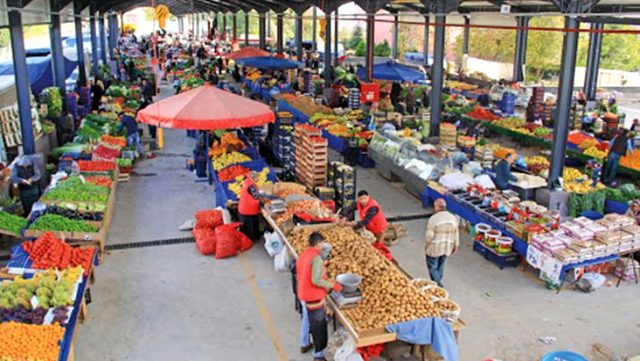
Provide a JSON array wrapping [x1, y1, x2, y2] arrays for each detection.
[[336, 273, 362, 293]]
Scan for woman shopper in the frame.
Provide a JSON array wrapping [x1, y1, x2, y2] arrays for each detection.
[[603, 128, 633, 185]]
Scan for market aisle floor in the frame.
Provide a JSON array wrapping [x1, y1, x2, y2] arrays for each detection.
[[76, 84, 640, 361]]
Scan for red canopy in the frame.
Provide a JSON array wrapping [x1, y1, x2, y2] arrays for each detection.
[[136, 84, 275, 130], [225, 47, 272, 60]]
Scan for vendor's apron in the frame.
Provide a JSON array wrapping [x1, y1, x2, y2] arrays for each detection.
[[16, 165, 39, 215]]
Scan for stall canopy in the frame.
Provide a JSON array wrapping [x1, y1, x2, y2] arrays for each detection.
[[235, 56, 304, 70], [225, 47, 272, 60], [0, 55, 76, 96], [136, 84, 275, 130], [357, 61, 426, 83]]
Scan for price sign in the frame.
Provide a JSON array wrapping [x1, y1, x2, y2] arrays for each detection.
[[526, 245, 542, 269]]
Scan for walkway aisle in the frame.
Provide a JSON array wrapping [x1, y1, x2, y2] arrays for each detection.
[[75, 84, 303, 361]]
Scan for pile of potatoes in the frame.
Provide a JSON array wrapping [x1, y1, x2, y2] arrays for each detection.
[[288, 225, 440, 332]]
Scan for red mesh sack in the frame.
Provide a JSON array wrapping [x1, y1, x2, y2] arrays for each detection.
[[214, 222, 242, 259], [235, 231, 253, 252], [194, 210, 224, 229], [193, 227, 217, 255]]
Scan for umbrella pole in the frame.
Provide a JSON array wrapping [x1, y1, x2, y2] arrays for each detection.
[[206, 131, 213, 185]]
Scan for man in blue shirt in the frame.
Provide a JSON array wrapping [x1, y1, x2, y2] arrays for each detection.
[[117, 112, 142, 155], [603, 128, 633, 185], [495, 152, 518, 190]]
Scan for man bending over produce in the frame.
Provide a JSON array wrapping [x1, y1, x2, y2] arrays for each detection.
[[344, 190, 389, 245], [117, 112, 142, 155], [425, 198, 459, 287], [296, 232, 342, 361]]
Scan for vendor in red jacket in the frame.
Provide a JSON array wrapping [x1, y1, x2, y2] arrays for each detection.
[[296, 232, 342, 361], [352, 190, 389, 244], [238, 171, 263, 242]]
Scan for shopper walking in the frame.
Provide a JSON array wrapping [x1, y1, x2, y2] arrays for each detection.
[[116, 112, 142, 155], [10, 155, 41, 215], [238, 171, 263, 242], [425, 198, 459, 287], [296, 232, 341, 361], [603, 128, 633, 185]]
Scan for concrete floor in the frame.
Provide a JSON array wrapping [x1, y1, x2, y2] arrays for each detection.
[[75, 85, 640, 361]]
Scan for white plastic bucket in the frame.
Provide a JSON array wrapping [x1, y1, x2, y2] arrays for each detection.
[[496, 236, 514, 254]]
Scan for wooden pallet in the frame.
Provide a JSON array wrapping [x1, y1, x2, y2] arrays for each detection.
[[118, 173, 130, 182]]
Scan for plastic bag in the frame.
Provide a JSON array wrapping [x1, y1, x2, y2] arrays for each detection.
[[334, 337, 363, 361], [193, 227, 217, 255], [274, 248, 292, 272], [264, 231, 284, 257], [194, 209, 223, 229], [215, 222, 242, 259]]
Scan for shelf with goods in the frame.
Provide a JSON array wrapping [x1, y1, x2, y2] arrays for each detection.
[[328, 162, 357, 218], [294, 124, 328, 190], [272, 111, 295, 174]]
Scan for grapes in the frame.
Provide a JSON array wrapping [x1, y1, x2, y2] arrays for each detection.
[[0, 306, 48, 325]]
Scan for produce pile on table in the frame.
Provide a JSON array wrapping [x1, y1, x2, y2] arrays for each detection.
[[85, 176, 113, 189], [101, 135, 127, 148], [288, 226, 443, 331], [227, 168, 272, 197], [0, 268, 80, 310], [218, 165, 251, 182], [274, 200, 333, 224], [279, 94, 333, 116], [525, 156, 550, 175], [42, 176, 110, 209], [0, 211, 28, 236], [465, 105, 500, 121], [212, 152, 251, 171], [77, 160, 116, 173], [209, 132, 247, 157], [562, 168, 605, 194], [0, 322, 65, 361], [92, 144, 121, 161], [29, 214, 98, 233], [22, 233, 95, 275]]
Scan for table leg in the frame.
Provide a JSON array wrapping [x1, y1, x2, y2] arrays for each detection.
[[616, 254, 633, 288], [556, 272, 567, 295]]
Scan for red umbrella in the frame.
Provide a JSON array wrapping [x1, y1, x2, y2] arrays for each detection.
[[225, 47, 272, 60], [136, 84, 275, 130]]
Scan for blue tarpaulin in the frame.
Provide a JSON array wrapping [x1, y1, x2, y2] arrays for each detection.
[[357, 61, 426, 83], [236, 56, 304, 70], [0, 54, 76, 96]]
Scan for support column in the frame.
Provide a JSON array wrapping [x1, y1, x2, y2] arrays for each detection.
[[99, 14, 107, 64], [334, 8, 339, 62], [8, 7, 35, 154], [462, 15, 469, 71], [266, 12, 271, 41], [223, 12, 227, 36], [245, 11, 250, 45], [312, 7, 317, 51], [423, 15, 429, 67], [277, 12, 284, 53], [549, 17, 580, 188], [89, 12, 99, 77], [108, 14, 116, 60], [232, 12, 237, 41], [365, 13, 375, 81], [49, 6, 67, 98], [295, 13, 303, 60], [513, 16, 530, 82], [259, 13, 266, 49], [584, 22, 603, 101], [74, 3, 87, 86], [392, 14, 399, 60], [430, 15, 446, 137], [324, 11, 332, 86]]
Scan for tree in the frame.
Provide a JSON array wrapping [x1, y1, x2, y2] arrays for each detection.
[[349, 25, 363, 50], [355, 39, 366, 57], [374, 39, 391, 57], [577, 24, 640, 72], [398, 22, 422, 59], [525, 17, 564, 79], [0, 29, 9, 50]]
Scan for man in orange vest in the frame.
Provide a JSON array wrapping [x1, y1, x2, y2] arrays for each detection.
[[296, 232, 342, 361], [354, 190, 389, 245], [238, 171, 262, 242]]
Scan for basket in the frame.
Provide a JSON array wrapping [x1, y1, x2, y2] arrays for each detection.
[[411, 278, 437, 289], [420, 285, 449, 301], [540, 351, 588, 361], [435, 299, 460, 321]]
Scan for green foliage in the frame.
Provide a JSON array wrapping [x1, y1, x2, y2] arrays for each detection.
[[577, 25, 640, 72], [374, 40, 391, 57], [43, 87, 63, 119], [349, 25, 364, 50], [0, 29, 9, 50], [355, 39, 366, 57]]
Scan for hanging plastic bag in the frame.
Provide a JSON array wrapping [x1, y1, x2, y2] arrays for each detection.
[[264, 231, 284, 257], [274, 248, 292, 272]]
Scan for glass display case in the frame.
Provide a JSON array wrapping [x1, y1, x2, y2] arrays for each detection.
[[369, 131, 408, 162], [396, 142, 452, 181]]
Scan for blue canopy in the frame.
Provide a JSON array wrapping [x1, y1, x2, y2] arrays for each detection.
[[0, 55, 76, 95], [236, 56, 303, 70], [357, 61, 426, 83]]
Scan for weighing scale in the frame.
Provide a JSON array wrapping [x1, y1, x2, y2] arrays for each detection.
[[265, 199, 286, 214], [330, 289, 362, 308]]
